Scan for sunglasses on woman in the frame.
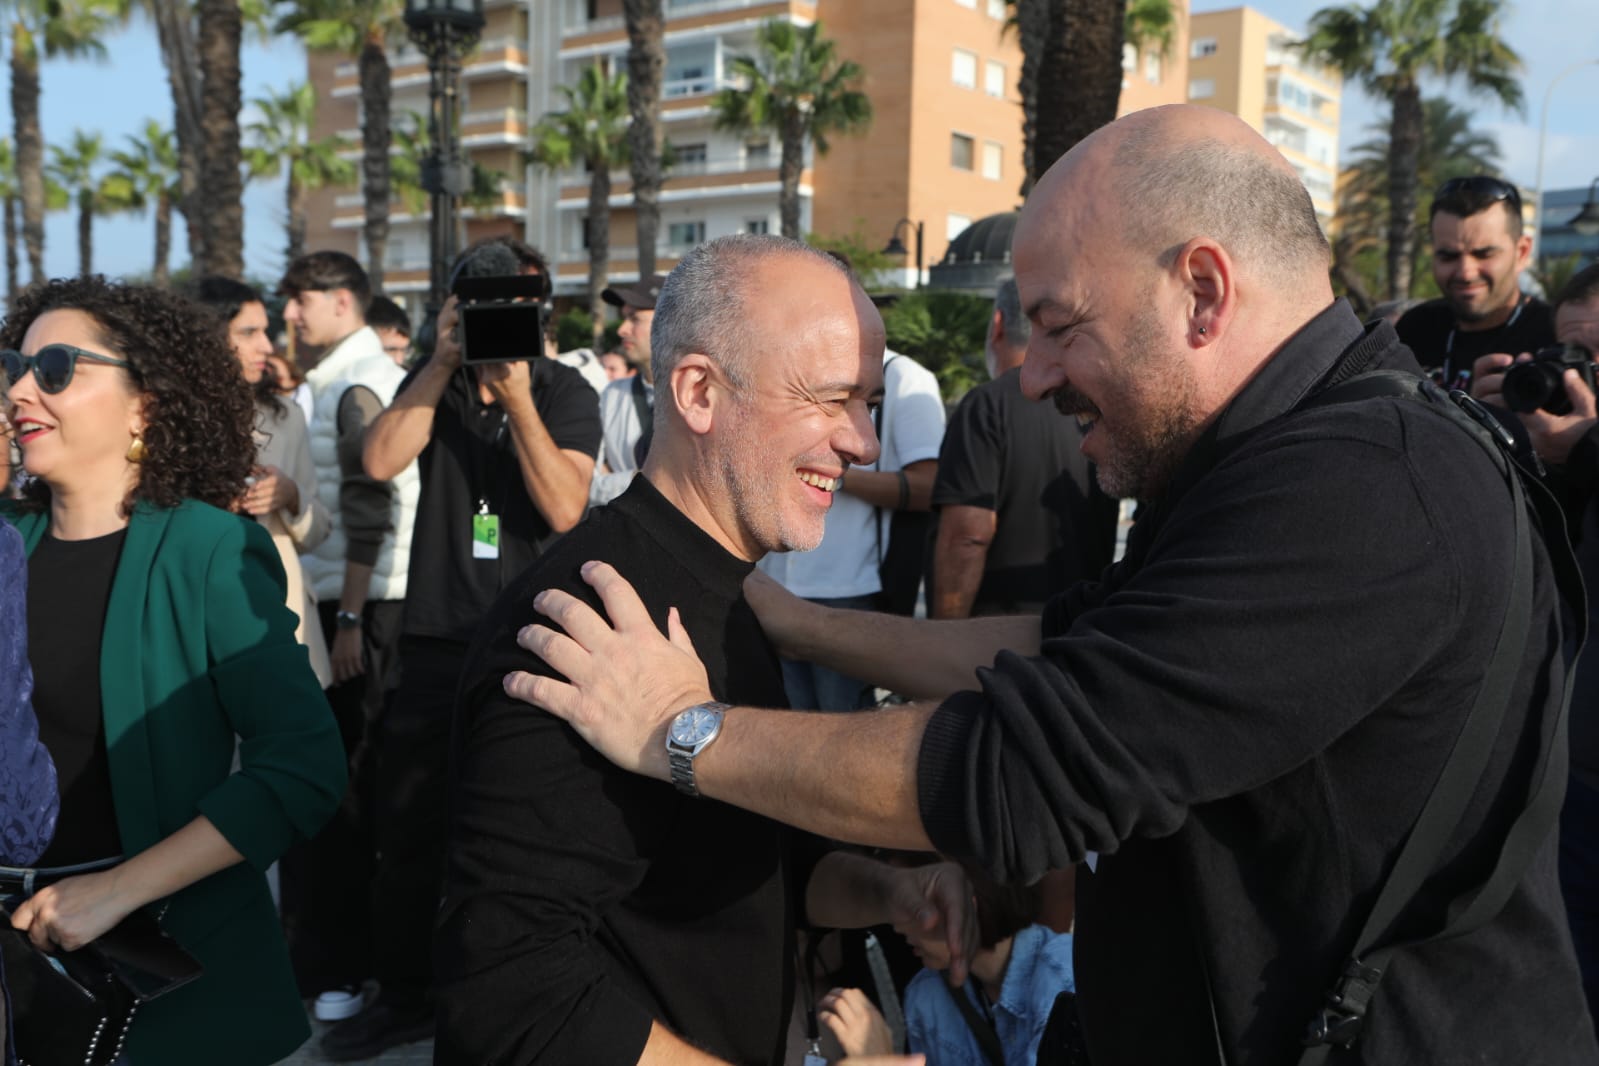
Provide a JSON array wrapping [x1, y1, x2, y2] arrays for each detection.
[[0, 344, 133, 395]]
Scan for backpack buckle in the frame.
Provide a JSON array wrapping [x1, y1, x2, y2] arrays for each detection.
[[1303, 957, 1384, 1049]]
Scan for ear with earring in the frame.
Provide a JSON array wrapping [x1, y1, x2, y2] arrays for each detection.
[[126, 436, 147, 463]]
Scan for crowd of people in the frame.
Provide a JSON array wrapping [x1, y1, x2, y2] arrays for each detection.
[[0, 102, 1597, 1066]]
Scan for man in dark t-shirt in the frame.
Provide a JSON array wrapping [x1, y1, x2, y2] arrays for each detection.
[[932, 278, 1117, 618], [437, 236, 962, 1065], [1395, 176, 1555, 389], [322, 237, 601, 1060]]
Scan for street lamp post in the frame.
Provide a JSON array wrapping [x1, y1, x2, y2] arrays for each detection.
[[405, 0, 485, 315], [882, 218, 925, 289], [1533, 57, 1599, 263]]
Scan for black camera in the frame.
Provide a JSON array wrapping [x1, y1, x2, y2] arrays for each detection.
[[1500, 343, 1598, 416], [451, 267, 552, 366]]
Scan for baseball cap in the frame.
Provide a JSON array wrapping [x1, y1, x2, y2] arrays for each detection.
[[602, 273, 668, 311]]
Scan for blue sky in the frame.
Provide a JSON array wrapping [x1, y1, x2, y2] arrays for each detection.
[[18, 0, 1599, 282]]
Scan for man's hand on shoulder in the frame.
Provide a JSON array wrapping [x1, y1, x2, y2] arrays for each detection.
[[505, 561, 713, 780]]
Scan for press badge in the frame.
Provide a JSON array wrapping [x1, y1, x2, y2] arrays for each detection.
[[472, 510, 500, 559]]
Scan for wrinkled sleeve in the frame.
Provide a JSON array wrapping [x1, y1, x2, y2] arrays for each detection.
[[196, 518, 346, 869], [434, 600, 666, 1065], [917, 430, 1466, 883], [0, 520, 57, 865]]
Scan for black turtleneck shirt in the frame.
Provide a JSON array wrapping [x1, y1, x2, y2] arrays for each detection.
[[436, 476, 798, 1066]]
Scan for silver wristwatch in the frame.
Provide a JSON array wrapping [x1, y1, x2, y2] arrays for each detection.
[[665, 701, 730, 797]]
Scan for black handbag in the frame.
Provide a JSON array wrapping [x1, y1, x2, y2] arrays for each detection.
[[0, 859, 203, 1066]]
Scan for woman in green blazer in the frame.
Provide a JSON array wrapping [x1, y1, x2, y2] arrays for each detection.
[[1, 277, 347, 1064]]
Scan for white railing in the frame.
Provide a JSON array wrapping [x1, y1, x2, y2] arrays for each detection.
[[563, 13, 624, 36], [663, 74, 744, 99], [557, 242, 699, 262], [665, 0, 810, 14], [560, 153, 774, 187], [461, 107, 528, 128]]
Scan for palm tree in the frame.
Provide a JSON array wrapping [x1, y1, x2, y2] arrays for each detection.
[[0, 138, 18, 301], [46, 129, 112, 278], [1298, 0, 1522, 300], [195, 0, 245, 277], [389, 110, 504, 219], [278, 0, 405, 289], [7, 0, 120, 284], [623, 0, 665, 280], [1124, 0, 1177, 62], [1333, 97, 1503, 308], [1011, 0, 1125, 189], [713, 19, 871, 240], [102, 121, 182, 285], [528, 63, 630, 346], [244, 82, 356, 266]]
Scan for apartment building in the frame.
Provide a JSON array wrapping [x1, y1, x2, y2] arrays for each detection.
[[303, 0, 1191, 301], [1185, 6, 1341, 225]]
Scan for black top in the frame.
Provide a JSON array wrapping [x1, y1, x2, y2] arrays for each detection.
[[436, 477, 803, 1066], [931, 368, 1118, 614], [400, 356, 602, 642], [30, 528, 127, 866], [917, 301, 1595, 1064], [1394, 294, 1556, 390]]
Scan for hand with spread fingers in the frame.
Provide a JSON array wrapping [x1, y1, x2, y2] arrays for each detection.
[[819, 987, 895, 1059], [504, 560, 714, 780]]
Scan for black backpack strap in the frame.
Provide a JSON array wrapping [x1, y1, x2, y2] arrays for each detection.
[[943, 977, 1006, 1066], [1287, 371, 1583, 1063]]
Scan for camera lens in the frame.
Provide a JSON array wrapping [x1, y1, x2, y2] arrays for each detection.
[[1501, 361, 1564, 414]]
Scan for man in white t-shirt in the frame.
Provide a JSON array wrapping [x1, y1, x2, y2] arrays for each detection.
[[758, 347, 945, 709]]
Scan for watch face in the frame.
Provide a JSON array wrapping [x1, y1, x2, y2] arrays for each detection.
[[671, 707, 720, 746]]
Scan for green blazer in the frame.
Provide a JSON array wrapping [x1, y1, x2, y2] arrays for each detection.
[[5, 499, 347, 1066]]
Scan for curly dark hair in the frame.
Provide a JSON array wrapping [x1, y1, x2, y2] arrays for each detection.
[[1, 276, 256, 514]]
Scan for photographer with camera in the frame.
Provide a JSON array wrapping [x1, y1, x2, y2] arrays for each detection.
[[333, 236, 601, 1061], [1471, 263, 1599, 1030]]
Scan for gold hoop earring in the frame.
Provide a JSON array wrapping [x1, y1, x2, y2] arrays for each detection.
[[126, 436, 147, 463]]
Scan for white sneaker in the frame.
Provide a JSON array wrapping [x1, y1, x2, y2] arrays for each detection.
[[314, 986, 365, 1022]]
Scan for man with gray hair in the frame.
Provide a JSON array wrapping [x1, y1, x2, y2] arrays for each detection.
[[503, 105, 1596, 1064], [930, 276, 1117, 619], [435, 234, 960, 1065]]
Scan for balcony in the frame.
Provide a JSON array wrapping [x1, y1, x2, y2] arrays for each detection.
[[561, 0, 815, 41], [331, 187, 529, 227], [557, 151, 782, 196], [332, 37, 528, 97]]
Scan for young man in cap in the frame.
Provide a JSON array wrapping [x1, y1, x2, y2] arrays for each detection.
[[590, 274, 666, 505]]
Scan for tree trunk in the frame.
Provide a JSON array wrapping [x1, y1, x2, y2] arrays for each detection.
[[76, 192, 91, 277], [196, 0, 244, 277], [1033, 0, 1125, 183], [1386, 81, 1423, 300], [623, 0, 664, 280], [12, 27, 44, 285], [287, 173, 307, 265], [4, 195, 18, 301], [588, 164, 610, 348], [153, 192, 172, 286], [148, 0, 205, 270], [1015, 0, 1047, 195], [778, 113, 805, 240], [360, 35, 391, 291]]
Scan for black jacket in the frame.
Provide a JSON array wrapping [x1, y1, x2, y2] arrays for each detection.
[[917, 301, 1596, 1064]]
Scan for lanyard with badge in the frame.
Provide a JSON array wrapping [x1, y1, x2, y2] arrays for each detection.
[[470, 385, 511, 561]]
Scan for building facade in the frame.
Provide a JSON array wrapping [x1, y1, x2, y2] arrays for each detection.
[[1538, 184, 1599, 271], [303, 0, 1191, 302], [1185, 6, 1341, 225]]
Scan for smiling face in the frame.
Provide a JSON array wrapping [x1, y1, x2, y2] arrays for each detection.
[[1015, 203, 1205, 501], [5, 308, 145, 496], [1430, 206, 1532, 328], [228, 300, 274, 384], [699, 256, 886, 556]]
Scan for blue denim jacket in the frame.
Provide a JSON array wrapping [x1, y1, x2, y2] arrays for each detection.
[[0, 517, 57, 866], [904, 925, 1075, 1065]]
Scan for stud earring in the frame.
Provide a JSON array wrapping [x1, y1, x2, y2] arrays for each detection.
[[126, 436, 147, 463], [1197, 326, 1208, 335]]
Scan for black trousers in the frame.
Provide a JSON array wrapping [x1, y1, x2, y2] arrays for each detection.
[[277, 598, 403, 997], [370, 634, 465, 1011]]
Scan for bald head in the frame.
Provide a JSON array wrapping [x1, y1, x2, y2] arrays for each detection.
[[1026, 106, 1330, 286]]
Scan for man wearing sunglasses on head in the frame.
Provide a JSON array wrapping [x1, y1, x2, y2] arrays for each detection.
[[1395, 176, 1556, 391]]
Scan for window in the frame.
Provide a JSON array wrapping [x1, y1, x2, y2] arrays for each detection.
[[1144, 51, 1161, 83], [746, 140, 771, 166], [746, 218, 770, 235], [985, 60, 1005, 98], [1188, 78, 1216, 100], [986, 0, 1005, 16], [952, 48, 977, 89], [947, 214, 972, 242], [1122, 43, 1137, 72], [676, 142, 708, 164], [981, 141, 1002, 181], [668, 221, 706, 246], [1191, 37, 1217, 59], [950, 132, 974, 171]]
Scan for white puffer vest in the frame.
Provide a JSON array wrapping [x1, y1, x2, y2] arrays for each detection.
[[301, 325, 421, 604]]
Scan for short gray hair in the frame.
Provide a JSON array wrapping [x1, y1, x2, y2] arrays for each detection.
[[995, 277, 1030, 347], [1112, 132, 1330, 280], [650, 234, 855, 389]]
